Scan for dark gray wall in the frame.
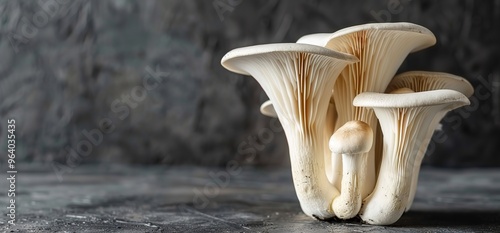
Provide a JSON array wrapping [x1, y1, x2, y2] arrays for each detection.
[[0, 0, 499, 168]]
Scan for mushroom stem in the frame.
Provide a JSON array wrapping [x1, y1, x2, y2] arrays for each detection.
[[286, 127, 337, 219], [330, 120, 373, 219], [354, 90, 470, 225], [333, 153, 362, 218]]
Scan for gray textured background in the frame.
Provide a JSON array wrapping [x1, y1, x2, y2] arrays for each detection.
[[0, 0, 499, 168]]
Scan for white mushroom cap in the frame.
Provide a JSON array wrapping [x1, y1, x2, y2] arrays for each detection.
[[297, 33, 331, 46], [354, 89, 470, 225], [354, 89, 468, 108], [330, 121, 373, 155], [298, 23, 435, 52], [260, 100, 277, 118], [222, 43, 357, 75], [387, 71, 474, 97], [222, 43, 358, 219]]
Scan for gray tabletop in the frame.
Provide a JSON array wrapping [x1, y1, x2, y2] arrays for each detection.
[[1, 165, 499, 232]]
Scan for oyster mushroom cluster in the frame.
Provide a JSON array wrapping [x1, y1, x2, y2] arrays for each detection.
[[220, 22, 473, 225]]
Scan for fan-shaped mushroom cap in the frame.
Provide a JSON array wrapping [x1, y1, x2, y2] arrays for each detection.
[[387, 71, 474, 97], [354, 89, 468, 108], [222, 43, 357, 74], [330, 121, 373, 155]]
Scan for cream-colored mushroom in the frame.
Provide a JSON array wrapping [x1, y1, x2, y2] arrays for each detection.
[[386, 71, 474, 211], [330, 120, 373, 219], [354, 89, 470, 225], [221, 43, 358, 219], [298, 22, 437, 199]]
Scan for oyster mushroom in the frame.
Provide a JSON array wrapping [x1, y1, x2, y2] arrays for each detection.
[[298, 22, 437, 199], [354, 89, 470, 225], [330, 120, 373, 219], [386, 71, 474, 211], [221, 43, 358, 219]]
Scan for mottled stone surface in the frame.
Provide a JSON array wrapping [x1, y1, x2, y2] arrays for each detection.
[[0, 165, 499, 232], [0, 0, 499, 167]]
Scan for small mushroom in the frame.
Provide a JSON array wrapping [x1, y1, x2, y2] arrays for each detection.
[[329, 120, 373, 219], [221, 43, 358, 219], [386, 71, 474, 211], [298, 22, 437, 199], [354, 89, 470, 225]]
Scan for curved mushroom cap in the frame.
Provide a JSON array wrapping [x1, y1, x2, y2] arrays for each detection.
[[221, 43, 358, 126], [386, 71, 474, 98], [296, 33, 331, 46], [353, 89, 470, 109], [330, 120, 373, 155], [260, 100, 277, 118], [298, 22, 436, 52], [327, 22, 436, 95], [326, 23, 436, 53], [221, 43, 358, 75]]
